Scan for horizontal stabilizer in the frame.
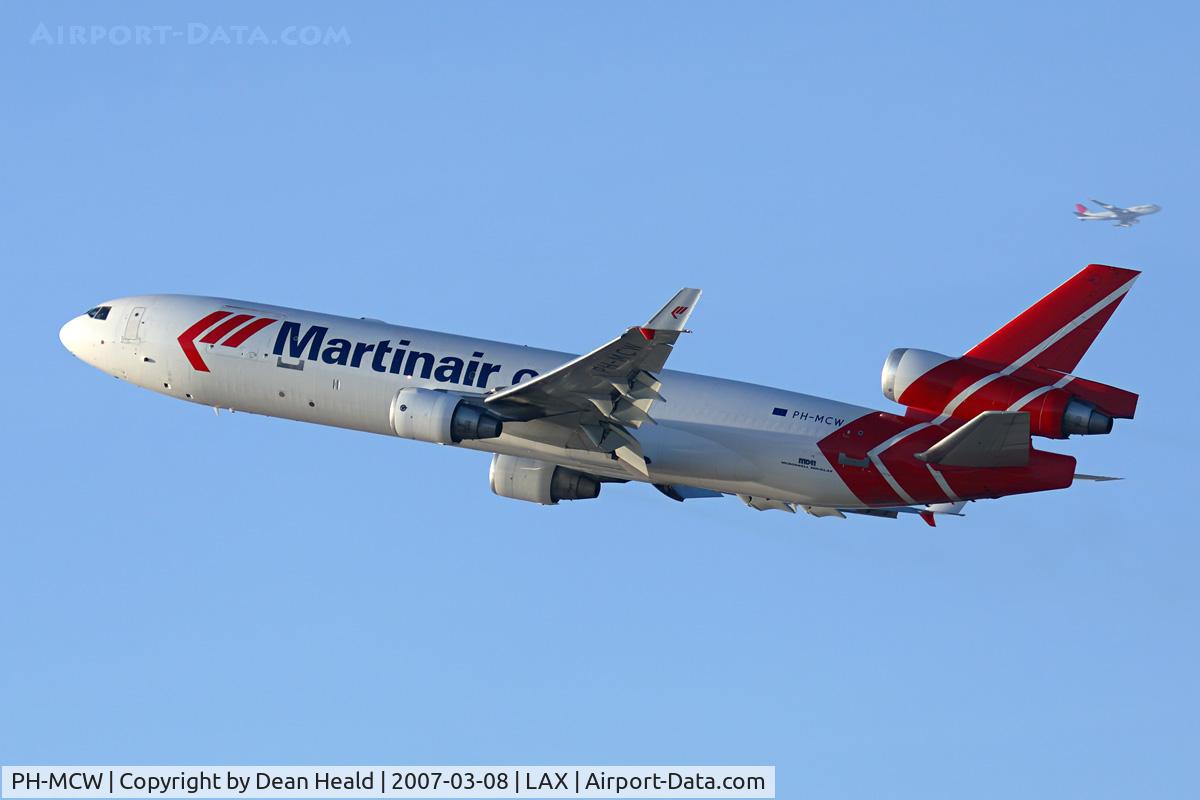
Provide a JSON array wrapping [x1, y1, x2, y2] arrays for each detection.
[[1074, 473, 1122, 482], [916, 411, 1030, 467]]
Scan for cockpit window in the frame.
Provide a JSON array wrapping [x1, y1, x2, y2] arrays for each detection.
[[86, 306, 111, 320]]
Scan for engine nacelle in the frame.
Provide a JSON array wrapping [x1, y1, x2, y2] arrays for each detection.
[[1062, 398, 1113, 435], [881, 348, 954, 403], [488, 455, 601, 505], [391, 387, 503, 444], [881, 348, 1116, 438]]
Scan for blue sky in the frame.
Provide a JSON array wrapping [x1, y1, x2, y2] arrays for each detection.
[[2, 2, 1197, 797]]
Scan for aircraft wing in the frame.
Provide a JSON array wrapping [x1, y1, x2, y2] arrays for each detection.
[[485, 288, 701, 475], [1089, 198, 1124, 212]]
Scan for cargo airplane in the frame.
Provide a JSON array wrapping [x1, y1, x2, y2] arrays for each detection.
[[60, 264, 1139, 524]]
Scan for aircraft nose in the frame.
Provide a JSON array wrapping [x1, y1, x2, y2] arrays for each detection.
[[59, 316, 84, 356]]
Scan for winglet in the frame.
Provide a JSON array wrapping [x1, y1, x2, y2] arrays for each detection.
[[645, 288, 702, 333]]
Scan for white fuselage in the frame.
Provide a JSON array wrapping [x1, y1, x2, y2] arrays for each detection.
[[59, 295, 872, 507]]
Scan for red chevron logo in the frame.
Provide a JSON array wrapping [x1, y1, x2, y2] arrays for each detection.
[[178, 311, 278, 372]]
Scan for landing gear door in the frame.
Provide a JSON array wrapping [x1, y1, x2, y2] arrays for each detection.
[[123, 307, 146, 342]]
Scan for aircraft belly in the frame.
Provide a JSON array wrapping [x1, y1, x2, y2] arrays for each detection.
[[457, 416, 862, 507], [458, 432, 857, 505]]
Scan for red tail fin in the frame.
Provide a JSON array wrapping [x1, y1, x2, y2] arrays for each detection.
[[882, 265, 1139, 436], [965, 264, 1139, 374], [1075, 203, 1088, 214]]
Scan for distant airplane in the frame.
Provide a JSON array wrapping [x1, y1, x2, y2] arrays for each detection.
[[60, 264, 1139, 524], [1074, 199, 1160, 228]]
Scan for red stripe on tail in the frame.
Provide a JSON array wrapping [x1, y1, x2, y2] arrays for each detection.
[[964, 264, 1139, 373]]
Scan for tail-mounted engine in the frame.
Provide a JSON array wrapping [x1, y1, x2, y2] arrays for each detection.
[[391, 387, 504, 444], [877, 263, 1140, 438], [489, 455, 601, 505], [881, 347, 1134, 439]]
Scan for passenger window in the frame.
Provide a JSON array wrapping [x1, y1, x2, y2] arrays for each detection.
[[86, 306, 111, 320]]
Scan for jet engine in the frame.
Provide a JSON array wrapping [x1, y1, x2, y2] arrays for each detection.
[[390, 387, 503, 444], [880, 348, 954, 404], [488, 455, 601, 505], [881, 348, 1122, 438]]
